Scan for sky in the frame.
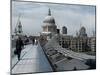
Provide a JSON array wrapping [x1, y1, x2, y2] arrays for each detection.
[[12, 0, 96, 37]]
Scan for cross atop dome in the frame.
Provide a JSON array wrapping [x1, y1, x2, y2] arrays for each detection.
[[48, 8, 51, 16]]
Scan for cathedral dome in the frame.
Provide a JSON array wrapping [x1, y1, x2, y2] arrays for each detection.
[[43, 8, 56, 26], [80, 26, 86, 31], [43, 16, 55, 24], [79, 26, 87, 37], [80, 26, 86, 34], [42, 8, 57, 36]]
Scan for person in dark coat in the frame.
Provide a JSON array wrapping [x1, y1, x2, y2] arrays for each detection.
[[32, 38, 35, 45], [16, 36, 24, 60]]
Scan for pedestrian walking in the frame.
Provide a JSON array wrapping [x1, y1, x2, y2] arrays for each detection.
[[15, 36, 24, 60], [32, 38, 35, 45]]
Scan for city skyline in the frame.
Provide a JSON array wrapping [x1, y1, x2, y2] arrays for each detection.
[[11, 1, 96, 74], [12, 1, 96, 36]]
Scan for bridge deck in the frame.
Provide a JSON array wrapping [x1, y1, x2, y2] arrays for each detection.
[[11, 44, 53, 74]]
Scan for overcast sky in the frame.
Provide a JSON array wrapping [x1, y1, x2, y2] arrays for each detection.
[[12, 1, 96, 37]]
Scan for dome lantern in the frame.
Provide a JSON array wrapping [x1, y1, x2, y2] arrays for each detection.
[[43, 8, 55, 24], [48, 8, 51, 16]]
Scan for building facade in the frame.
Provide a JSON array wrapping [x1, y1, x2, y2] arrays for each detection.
[[59, 26, 95, 53], [62, 26, 67, 34], [40, 8, 96, 53]]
